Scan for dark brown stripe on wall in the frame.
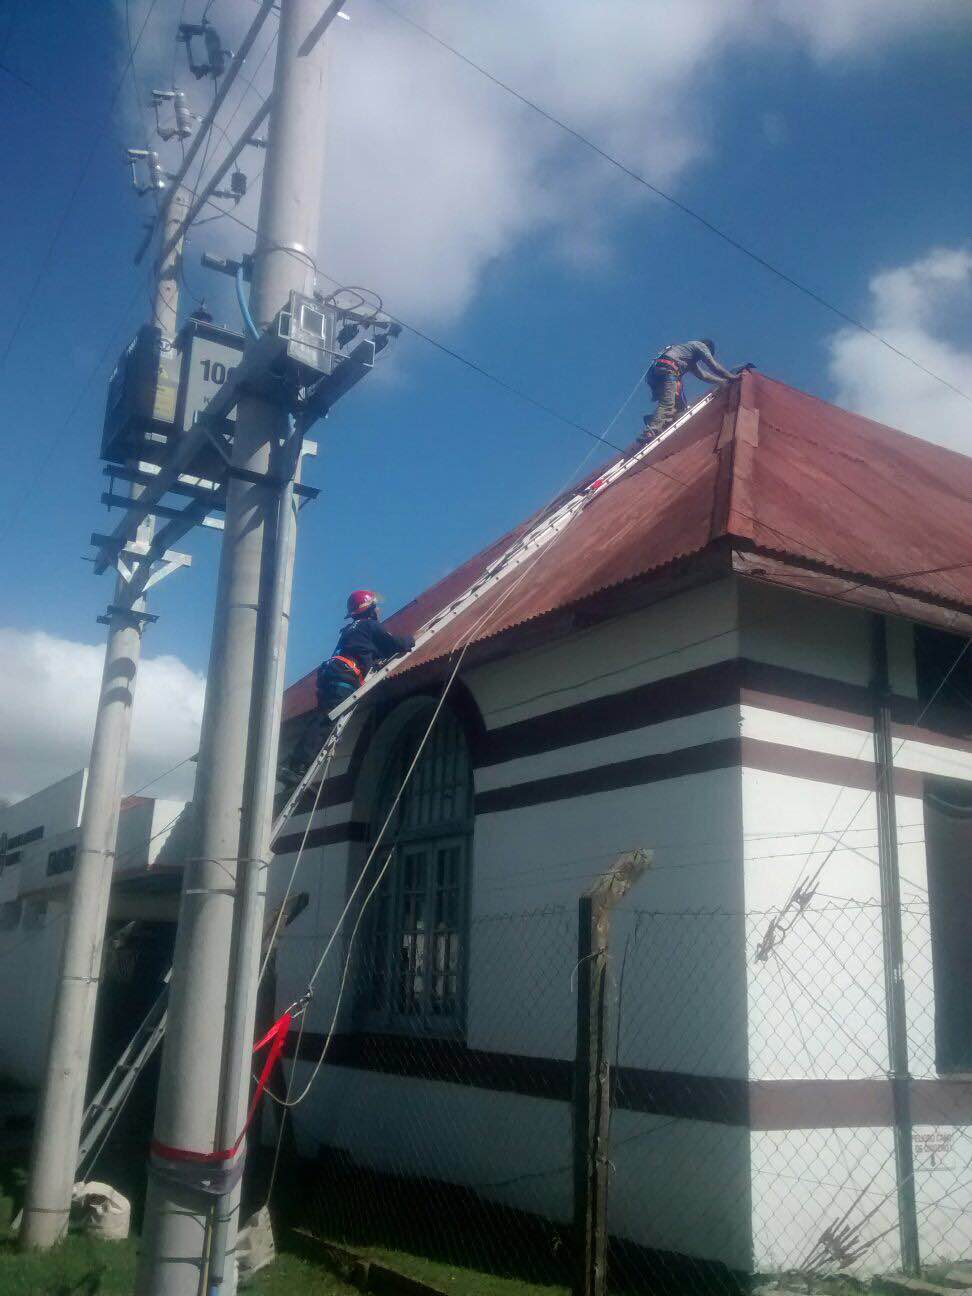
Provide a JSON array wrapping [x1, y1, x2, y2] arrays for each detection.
[[287, 657, 972, 827], [614, 1067, 749, 1125], [474, 738, 744, 814], [287, 1031, 572, 1102], [475, 736, 925, 816], [277, 737, 932, 837], [740, 737, 925, 797], [481, 659, 742, 768], [282, 770, 356, 820], [285, 1031, 972, 1129], [272, 820, 366, 856], [480, 657, 972, 772]]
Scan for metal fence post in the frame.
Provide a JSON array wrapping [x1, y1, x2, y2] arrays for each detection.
[[572, 849, 651, 1296], [872, 614, 921, 1275]]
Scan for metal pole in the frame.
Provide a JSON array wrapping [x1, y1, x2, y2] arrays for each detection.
[[871, 615, 921, 1275], [137, 3, 328, 1291], [20, 188, 188, 1251]]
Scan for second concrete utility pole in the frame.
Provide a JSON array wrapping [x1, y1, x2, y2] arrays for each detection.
[[21, 188, 188, 1251]]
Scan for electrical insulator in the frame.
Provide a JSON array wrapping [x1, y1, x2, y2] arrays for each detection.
[[179, 20, 232, 81], [173, 93, 194, 139], [152, 90, 194, 142], [126, 149, 167, 195]]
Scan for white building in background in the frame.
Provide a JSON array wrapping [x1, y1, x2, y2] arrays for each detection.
[[0, 769, 186, 1091], [269, 372, 972, 1278]]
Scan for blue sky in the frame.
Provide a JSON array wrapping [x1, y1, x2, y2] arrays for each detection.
[[1, 0, 971, 801]]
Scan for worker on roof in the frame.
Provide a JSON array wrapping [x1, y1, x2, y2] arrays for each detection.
[[641, 340, 747, 442], [279, 590, 415, 789]]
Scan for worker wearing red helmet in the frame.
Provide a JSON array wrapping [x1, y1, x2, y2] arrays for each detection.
[[280, 590, 415, 787]]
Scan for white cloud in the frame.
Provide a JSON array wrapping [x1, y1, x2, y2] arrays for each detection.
[[115, 0, 972, 324], [0, 629, 204, 804], [767, 0, 968, 58], [827, 246, 972, 451]]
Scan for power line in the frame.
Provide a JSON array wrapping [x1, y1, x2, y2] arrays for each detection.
[[0, 0, 162, 379], [124, 0, 155, 158], [200, 198, 972, 593], [199, 197, 633, 453], [0, 58, 35, 92], [372, 0, 972, 408]]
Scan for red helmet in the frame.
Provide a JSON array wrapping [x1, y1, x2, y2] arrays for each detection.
[[346, 589, 378, 619]]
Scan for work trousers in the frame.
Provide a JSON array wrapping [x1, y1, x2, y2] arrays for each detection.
[[285, 678, 356, 776], [645, 369, 686, 435]]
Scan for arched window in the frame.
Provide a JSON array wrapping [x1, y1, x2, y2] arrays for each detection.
[[360, 706, 474, 1033]]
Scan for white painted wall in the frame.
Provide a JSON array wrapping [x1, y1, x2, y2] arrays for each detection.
[[740, 582, 972, 1273], [272, 577, 972, 1276], [272, 579, 750, 1269], [0, 781, 186, 1091]]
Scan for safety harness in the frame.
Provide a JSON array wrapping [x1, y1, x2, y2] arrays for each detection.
[[328, 653, 365, 685]]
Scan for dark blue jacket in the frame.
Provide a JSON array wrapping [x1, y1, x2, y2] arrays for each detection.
[[317, 618, 415, 694]]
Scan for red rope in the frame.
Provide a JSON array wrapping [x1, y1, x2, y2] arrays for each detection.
[[151, 1010, 292, 1165]]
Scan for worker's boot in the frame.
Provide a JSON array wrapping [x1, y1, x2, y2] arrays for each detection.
[[638, 416, 661, 445], [277, 759, 307, 791]]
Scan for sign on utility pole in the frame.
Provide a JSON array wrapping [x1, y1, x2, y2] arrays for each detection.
[[20, 187, 189, 1252], [137, 1, 333, 1290]]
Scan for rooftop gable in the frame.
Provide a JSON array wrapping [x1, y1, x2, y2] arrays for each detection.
[[283, 371, 972, 721]]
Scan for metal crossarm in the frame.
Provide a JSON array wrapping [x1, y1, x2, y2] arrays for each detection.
[[270, 390, 716, 841]]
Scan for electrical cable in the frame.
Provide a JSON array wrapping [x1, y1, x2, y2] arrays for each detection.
[[194, 198, 972, 600], [124, 0, 156, 165], [372, 0, 972, 408], [126, 754, 197, 799], [260, 362, 657, 1114], [266, 571, 969, 1112], [236, 263, 261, 340], [0, 0, 162, 380], [202, 196, 664, 463], [0, 58, 35, 93]]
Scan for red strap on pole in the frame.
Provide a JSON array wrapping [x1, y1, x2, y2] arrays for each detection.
[[151, 1010, 292, 1165]]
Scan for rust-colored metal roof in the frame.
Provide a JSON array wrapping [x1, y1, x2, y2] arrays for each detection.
[[282, 371, 972, 720]]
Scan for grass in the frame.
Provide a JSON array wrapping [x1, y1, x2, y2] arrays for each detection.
[[0, 1152, 358, 1295], [0, 1148, 560, 1296], [0, 1229, 562, 1296], [0, 1236, 358, 1295], [355, 1241, 568, 1296]]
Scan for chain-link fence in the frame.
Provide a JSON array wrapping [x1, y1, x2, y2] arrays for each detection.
[[283, 892, 972, 1294]]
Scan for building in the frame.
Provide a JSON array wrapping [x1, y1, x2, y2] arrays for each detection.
[[269, 372, 972, 1279], [0, 771, 186, 1093]]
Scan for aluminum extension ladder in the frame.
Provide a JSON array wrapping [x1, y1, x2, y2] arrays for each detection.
[[270, 388, 716, 840], [76, 972, 171, 1177], [79, 390, 713, 1172], [75, 894, 308, 1177]]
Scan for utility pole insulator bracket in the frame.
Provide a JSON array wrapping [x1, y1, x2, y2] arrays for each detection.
[[97, 605, 159, 629]]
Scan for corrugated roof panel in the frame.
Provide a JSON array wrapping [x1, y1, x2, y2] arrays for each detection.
[[282, 371, 972, 721]]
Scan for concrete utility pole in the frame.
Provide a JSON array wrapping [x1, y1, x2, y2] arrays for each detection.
[[137, 3, 329, 1291], [21, 188, 189, 1250]]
